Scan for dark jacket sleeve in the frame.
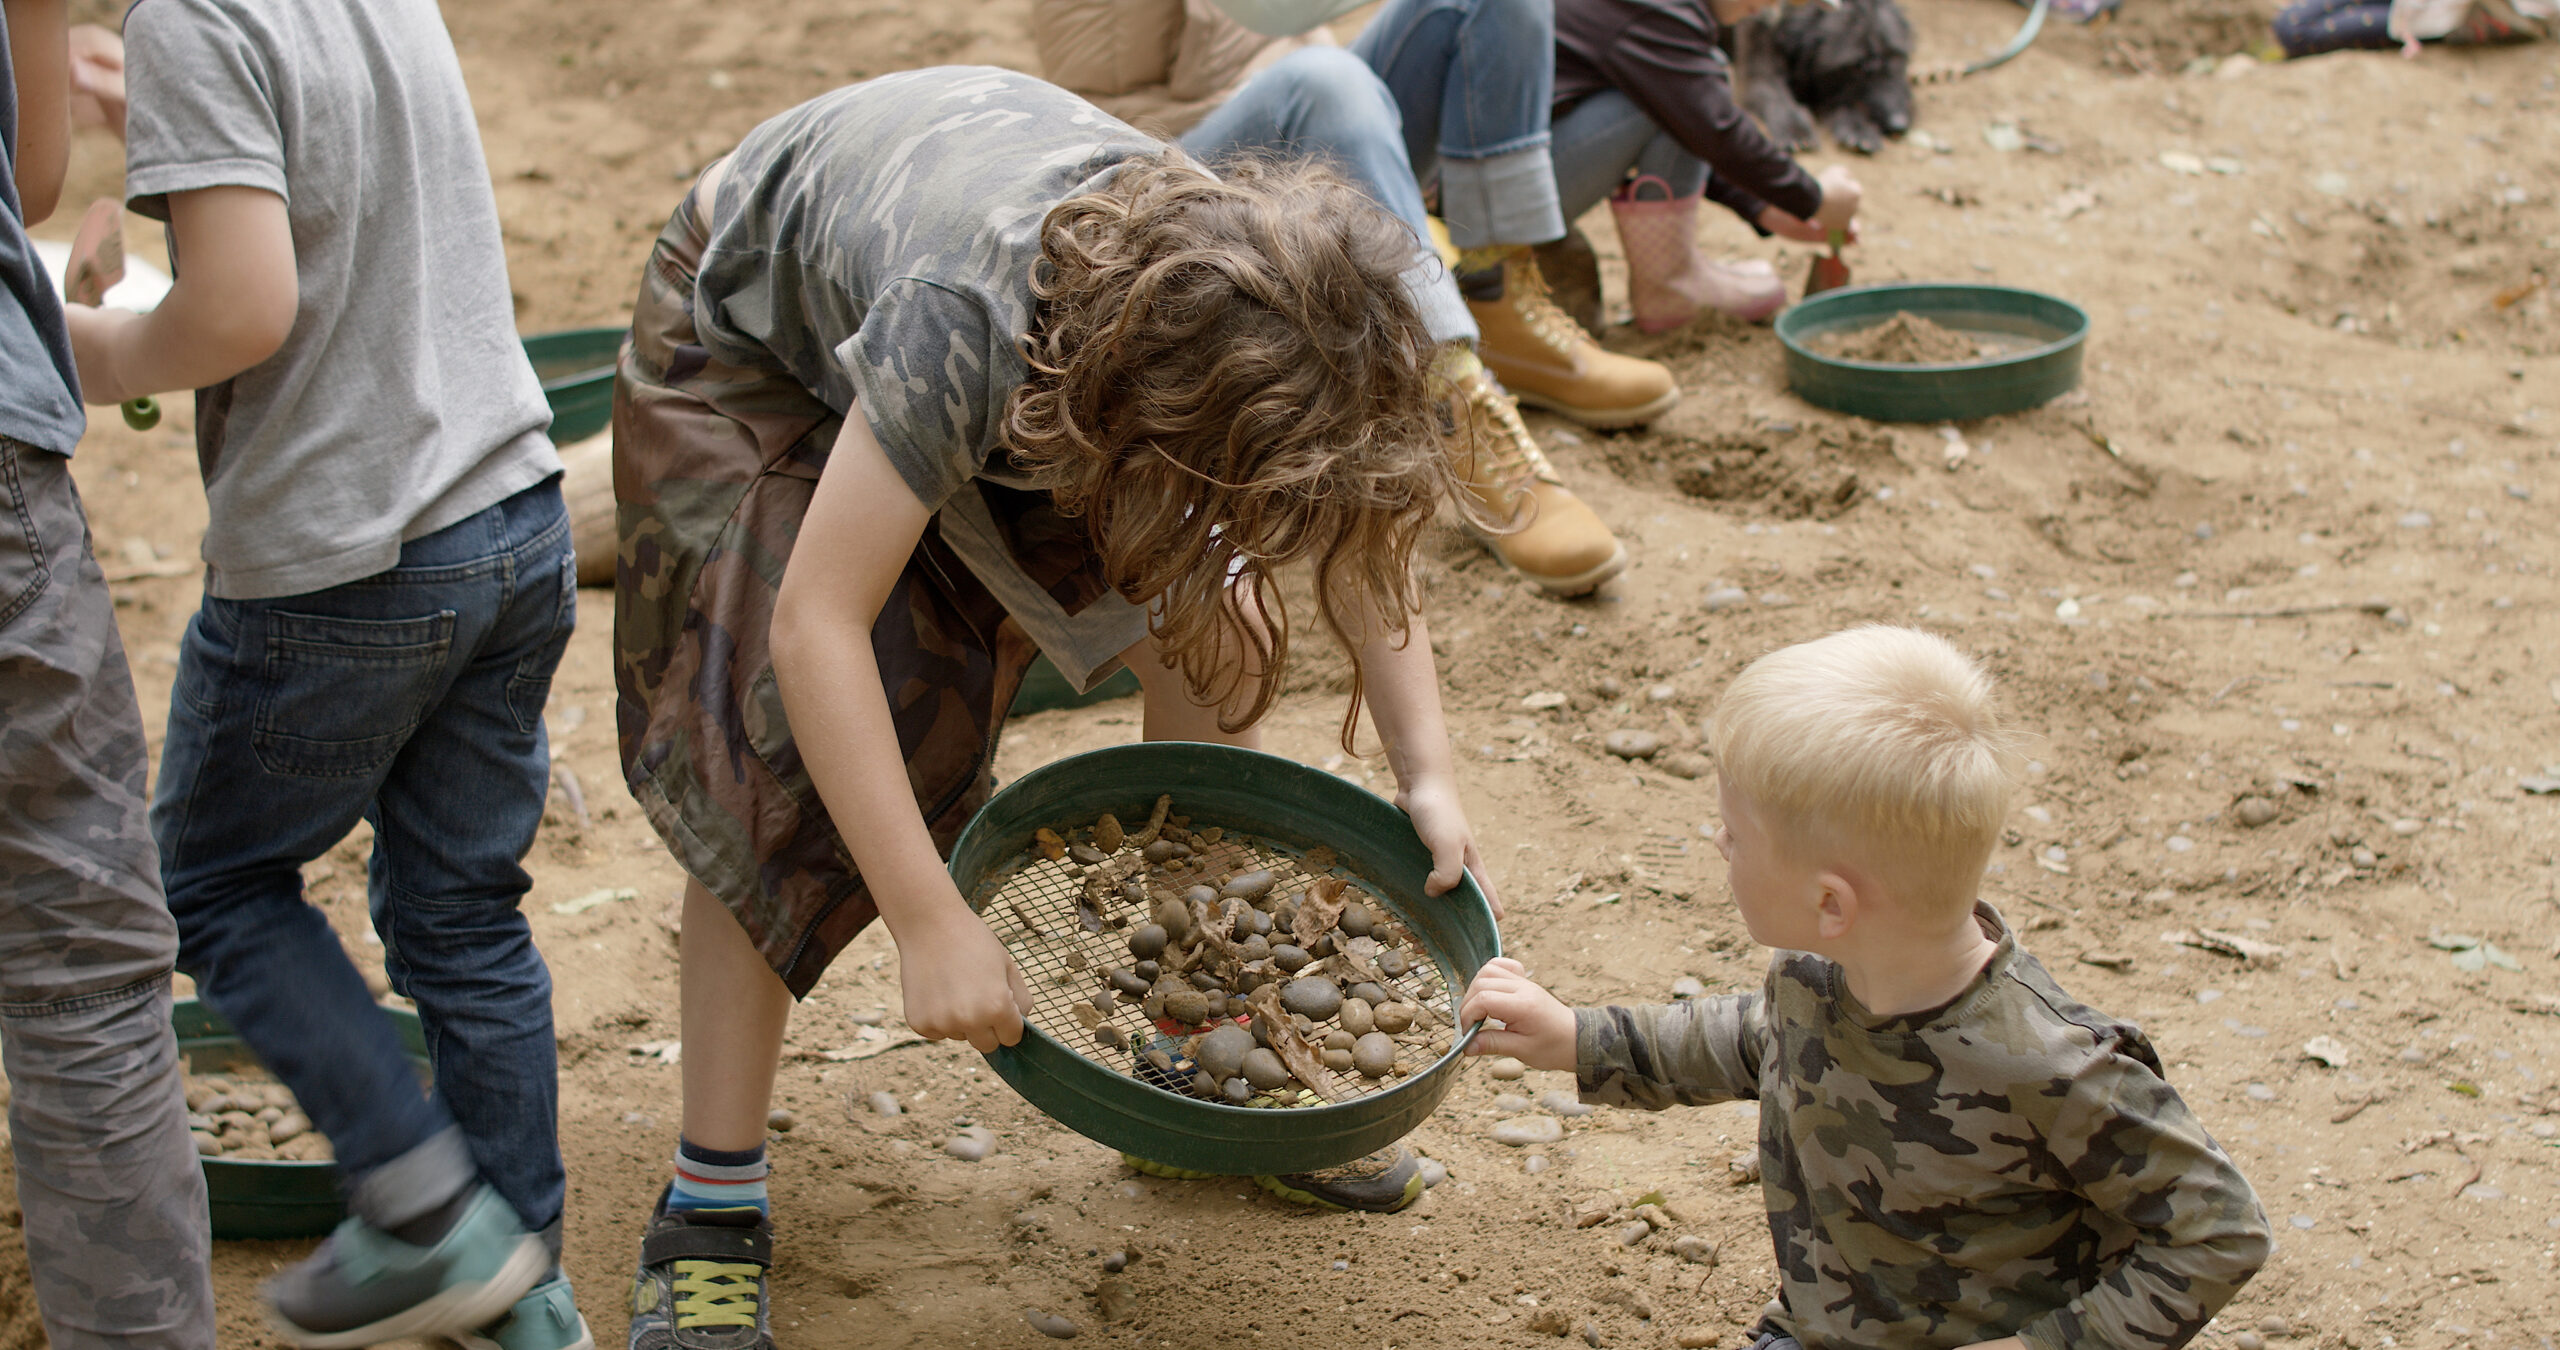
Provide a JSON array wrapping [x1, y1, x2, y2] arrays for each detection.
[[1584, 1, 1822, 222]]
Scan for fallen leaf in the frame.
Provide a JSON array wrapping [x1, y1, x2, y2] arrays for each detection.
[[821, 1026, 927, 1061], [2162, 927, 2287, 964]]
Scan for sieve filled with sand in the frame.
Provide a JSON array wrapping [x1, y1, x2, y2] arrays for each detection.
[[1776, 282, 2090, 422]]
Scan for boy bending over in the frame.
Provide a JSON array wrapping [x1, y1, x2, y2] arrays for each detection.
[[1463, 626, 2268, 1350]]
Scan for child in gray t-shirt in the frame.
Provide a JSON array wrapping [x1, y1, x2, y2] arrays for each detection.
[[63, 2, 583, 1346]]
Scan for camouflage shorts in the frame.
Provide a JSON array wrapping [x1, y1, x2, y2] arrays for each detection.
[[613, 191, 1118, 996]]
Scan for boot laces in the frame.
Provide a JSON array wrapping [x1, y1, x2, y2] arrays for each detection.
[[1457, 372, 1560, 490], [1509, 255, 1599, 357]]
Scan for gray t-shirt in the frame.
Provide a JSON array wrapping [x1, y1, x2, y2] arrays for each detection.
[[695, 67, 1163, 689], [122, 0, 557, 600]]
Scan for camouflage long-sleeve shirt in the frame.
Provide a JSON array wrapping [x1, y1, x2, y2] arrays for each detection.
[[1577, 904, 2268, 1350]]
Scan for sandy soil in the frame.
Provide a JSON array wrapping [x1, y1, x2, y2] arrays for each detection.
[[12, 0, 2558, 1346]]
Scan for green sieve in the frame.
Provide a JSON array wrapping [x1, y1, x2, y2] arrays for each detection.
[[948, 742, 1501, 1176]]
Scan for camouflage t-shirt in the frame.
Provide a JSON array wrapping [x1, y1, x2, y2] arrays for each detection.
[[1576, 904, 2269, 1350], [692, 66, 1163, 689]]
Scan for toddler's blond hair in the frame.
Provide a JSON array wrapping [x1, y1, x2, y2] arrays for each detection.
[[1710, 626, 2019, 918]]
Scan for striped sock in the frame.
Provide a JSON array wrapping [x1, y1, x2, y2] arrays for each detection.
[[668, 1137, 768, 1215]]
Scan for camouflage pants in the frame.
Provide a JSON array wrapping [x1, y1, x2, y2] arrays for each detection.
[[0, 440, 215, 1349], [613, 192, 1124, 997]]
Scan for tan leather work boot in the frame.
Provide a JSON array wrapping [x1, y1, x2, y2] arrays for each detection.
[[1467, 251, 1679, 429], [1441, 350, 1627, 596]]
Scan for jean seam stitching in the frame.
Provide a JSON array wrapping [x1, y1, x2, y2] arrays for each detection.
[[0, 969, 172, 1020]]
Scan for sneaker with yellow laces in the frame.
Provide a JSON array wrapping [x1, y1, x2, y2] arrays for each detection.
[[1439, 348, 1628, 596], [1466, 250, 1679, 429], [627, 1187, 771, 1350]]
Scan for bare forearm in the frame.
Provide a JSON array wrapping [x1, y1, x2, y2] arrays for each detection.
[[1359, 608, 1454, 791], [770, 619, 969, 933], [5, 0, 70, 223], [66, 185, 295, 403]]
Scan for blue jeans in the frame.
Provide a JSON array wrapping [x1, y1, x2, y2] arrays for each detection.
[[1350, 0, 1564, 249], [154, 479, 574, 1236], [1550, 88, 1711, 224], [1183, 47, 1477, 344]]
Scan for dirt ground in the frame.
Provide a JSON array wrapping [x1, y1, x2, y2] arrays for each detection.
[[12, 0, 2558, 1345]]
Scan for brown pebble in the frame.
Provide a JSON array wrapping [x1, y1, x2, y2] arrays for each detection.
[[1094, 815, 1124, 852], [2232, 1334, 2264, 1350], [2234, 797, 2281, 828], [1240, 1047, 1290, 1091], [1321, 1048, 1355, 1072], [1676, 1332, 1719, 1349], [1162, 989, 1210, 1025], [1602, 729, 1661, 760], [1339, 998, 1376, 1036], [1371, 1002, 1415, 1034], [766, 1108, 797, 1134], [1352, 1031, 1397, 1078]]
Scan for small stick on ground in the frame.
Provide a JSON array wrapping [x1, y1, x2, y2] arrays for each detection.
[[2447, 1151, 2482, 1201], [2331, 1090, 2383, 1124], [2175, 601, 2396, 621]]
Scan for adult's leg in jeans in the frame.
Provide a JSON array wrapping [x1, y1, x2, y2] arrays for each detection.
[[1350, 0, 1564, 248], [368, 483, 575, 1239], [0, 441, 214, 1350], [153, 565, 477, 1228], [1180, 46, 1475, 346], [1549, 89, 1709, 224]]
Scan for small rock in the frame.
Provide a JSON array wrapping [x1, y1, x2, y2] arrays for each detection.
[[1701, 587, 1750, 612], [1493, 1116, 1565, 1147], [867, 1091, 902, 1117], [1418, 1157, 1449, 1188], [2389, 817, 2423, 836], [2398, 511, 2432, 529], [766, 1108, 797, 1134], [1486, 1056, 1526, 1081], [2260, 1315, 2292, 1337], [1538, 1091, 1594, 1117], [1616, 1220, 1652, 1247], [1646, 683, 1678, 704], [1670, 977, 1707, 1000], [1601, 729, 1661, 760], [1280, 977, 1343, 1020], [2233, 797, 2281, 828], [1492, 1092, 1537, 1113], [1677, 1332, 1720, 1349], [945, 1126, 996, 1161], [1352, 1031, 1398, 1078], [2232, 1334, 2264, 1350], [1100, 1249, 1130, 1273], [1524, 1154, 1551, 1174], [1656, 751, 1711, 780], [1671, 1234, 1717, 1265], [1522, 691, 1570, 711], [1582, 1322, 1606, 1347], [1594, 676, 1625, 699], [1024, 1309, 1080, 1339], [1526, 1307, 1571, 1337], [2351, 847, 2378, 868], [850, 1008, 889, 1027]]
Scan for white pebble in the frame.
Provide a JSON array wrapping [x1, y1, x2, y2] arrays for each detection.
[[944, 1126, 996, 1161], [1538, 1091, 1594, 1118], [1493, 1116, 1565, 1147], [1485, 1057, 1526, 1081]]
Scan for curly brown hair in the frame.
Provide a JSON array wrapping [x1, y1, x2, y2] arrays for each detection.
[[1005, 151, 1453, 749]]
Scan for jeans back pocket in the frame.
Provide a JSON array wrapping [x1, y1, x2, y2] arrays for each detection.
[[253, 609, 458, 778]]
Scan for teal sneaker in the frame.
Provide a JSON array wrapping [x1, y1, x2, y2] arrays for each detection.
[[454, 1275, 593, 1350], [627, 1186, 773, 1350], [1125, 1146, 1425, 1213], [265, 1185, 549, 1349], [1257, 1145, 1425, 1213]]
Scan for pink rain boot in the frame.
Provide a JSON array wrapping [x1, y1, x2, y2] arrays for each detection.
[[1608, 176, 1787, 331]]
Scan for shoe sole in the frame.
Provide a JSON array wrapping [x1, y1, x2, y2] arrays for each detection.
[[1480, 539, 1628, 598], [1505, 385, 1679, 431], [452, 1313, 594, 1350], [269, 1235, 549, 1350], [1254, 1171, 1427, 1214]]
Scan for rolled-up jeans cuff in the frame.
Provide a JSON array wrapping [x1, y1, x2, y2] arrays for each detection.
[[1438, 144, 1565, 249], [1403, 255, 1479, 346], [348, 1124, 479, 1231]]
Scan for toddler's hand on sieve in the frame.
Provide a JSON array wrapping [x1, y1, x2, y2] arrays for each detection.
[[1459, 958, 1576, 1071]]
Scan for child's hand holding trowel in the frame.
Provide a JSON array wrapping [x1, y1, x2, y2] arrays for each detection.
[[63, 198, 162, 430], [1804, 165, 1864, 296]]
